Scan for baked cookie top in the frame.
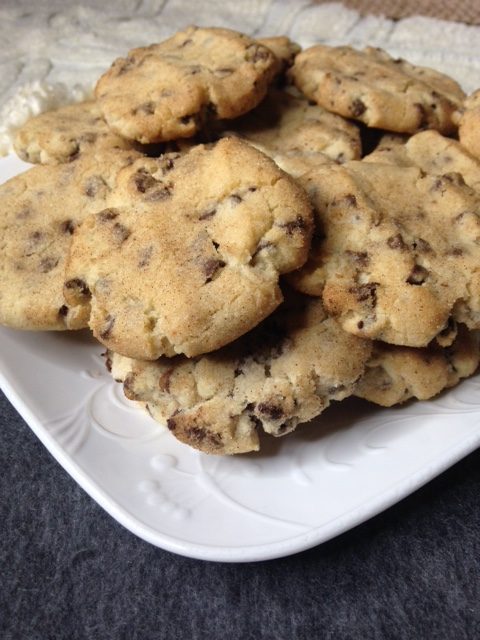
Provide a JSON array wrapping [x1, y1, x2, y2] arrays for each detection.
[[0, 148, 141, 331], [289, 161, 480, 347], [64, 137, 313, 359], [108, 292, 372, 455], [13, 100, 134, 165], [220, 87, 361, 177], [290, 45, 465, 134], [95, 26, 278, 144], [458, 89, 480, 160], [355, 325, 480, 407], [364, 129, 480, 192]]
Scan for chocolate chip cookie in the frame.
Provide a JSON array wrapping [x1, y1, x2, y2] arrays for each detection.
[[356, 325, 480, 406], [107, 292, 372, 455], [13, 100, 134, 165], [290, 45, 465, 134], [64, 137, 313, 359], [220, 87, 361, 177], [0, 148, 141, 330], [364, 129, 480, 192], [289, 160, 480, 347], [95, 26, 279, 144]]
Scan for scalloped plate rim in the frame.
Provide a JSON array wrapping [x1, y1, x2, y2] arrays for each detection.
[[2, 366, 480, 562]]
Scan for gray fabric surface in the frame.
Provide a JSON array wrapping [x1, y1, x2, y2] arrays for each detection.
[[1, 390, 479, 639]]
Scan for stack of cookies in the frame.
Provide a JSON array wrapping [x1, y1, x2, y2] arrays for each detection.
[[2, 26, 480, 455]]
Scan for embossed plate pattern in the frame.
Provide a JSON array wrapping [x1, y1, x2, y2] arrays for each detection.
[[1, 154, 480, 562]]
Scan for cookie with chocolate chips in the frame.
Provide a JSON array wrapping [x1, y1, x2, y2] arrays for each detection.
[[289, 160, 480, 347], [14, 100, 135, 165], [107, 292, 372, 455], [458, 89, 480, 160], [95, 26, 279, 144], [0, 148, 141, 330], [219, 87, 361, 177], [290, 45, 465, 134], [364, 129, 480, 192], [64, 137, 313, 359], [355, 325, 480, 406]]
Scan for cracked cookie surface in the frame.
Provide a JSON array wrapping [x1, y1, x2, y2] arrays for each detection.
[[289, 160, 480, 347], [95, 26, 278, 144], [0, 148, 141, 330], [108, 292, 372, 455], [64, 137, 313, 359], [220, 87, 361, 177], [356, 325, 480, 406], [13, 100, 135, 165], [290, 45, 465, 134]]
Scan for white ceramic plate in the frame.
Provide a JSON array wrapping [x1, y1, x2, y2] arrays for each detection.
[[1, 153, 480, 563]]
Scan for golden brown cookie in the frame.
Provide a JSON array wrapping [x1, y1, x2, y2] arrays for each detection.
[[108, 292, 372, 455], [355, 325, 480, 406], [0, 148, 141, 330], [290, 45, 465, 134], [364, 129, 480, 192], [289, 161, 480, 347], [13, 100, 134, 165], [95, 26, 278, 144], [220, 87, 361, 177], [64, 137, 313, 358]]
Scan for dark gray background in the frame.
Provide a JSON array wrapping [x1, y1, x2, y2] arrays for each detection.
[[1, 390, 479, 639]]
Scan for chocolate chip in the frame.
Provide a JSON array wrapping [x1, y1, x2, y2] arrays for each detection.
[[123, 372, 141, 401], [144, 184, 172, 202], [60, 219, 76, 234], [406, 265, 428, 285], [204, 258, 226, 283], [64, 278, 91, 298], [350, 99, 366, 117], [100, 315, 115, 339], [112, 222, 131, 243], [349, 283, 377, 306], [158, 368, 174, 393], [387, 234, 407, 250], [58, 305, 69, 317], [134, 169, 157, 193], [98, 208, 119, 222], [281, 215, 307, 235], [104, 353, 112, 373], [39, 256, 59, 273], [257, 402, 284, 421], [185, 426, 223, 447], [84, 175, 107, 198], [344, 194, 357, 207], [412, 238, 432, 253], [157, 157, 176, 174], [199, 207, 217, 221], [345, 250, 369, 267], [245, 44, 270, 63]]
